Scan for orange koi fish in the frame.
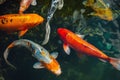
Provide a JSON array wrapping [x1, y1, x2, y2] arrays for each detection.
[[57, 28, 120, 71], [83, 0, 113, 21], [19, 0, 37, 13], [0, 13, 44, 37], [4, 39, 61, 75]]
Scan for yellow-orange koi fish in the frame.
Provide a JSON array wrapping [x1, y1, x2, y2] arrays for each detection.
[[0, 13, 44, 37], [19, 0, 37, 13], [83, 0, 113, 21]]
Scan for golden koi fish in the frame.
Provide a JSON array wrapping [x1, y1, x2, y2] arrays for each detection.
[[83, 0, 113, 21], [0, 13, 44, 37]]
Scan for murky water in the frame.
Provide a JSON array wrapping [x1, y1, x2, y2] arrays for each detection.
[[0, 0, 120, 80]]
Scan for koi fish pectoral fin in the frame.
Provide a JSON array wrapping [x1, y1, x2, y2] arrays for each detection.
[[63, 43, 71, 55], [33, 62, 44, 69], [18, 29, 28, 37], [51, 52, 59, 59], [99, 58, 107, 62], [76, 34, 85, 39]]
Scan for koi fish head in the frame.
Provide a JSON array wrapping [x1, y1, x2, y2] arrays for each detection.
[[57, 28, 69, 42], [99, 14, 113, 21], [93, 7, 113, 21], [41, 57, 61, 75], [26, 14, 44, 29], [33, 45, 61, 75], [99, 9, 113, 21]]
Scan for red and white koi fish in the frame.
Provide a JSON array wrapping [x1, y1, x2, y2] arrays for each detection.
[[57, 28, 120, 71], [0, 13, 44, 37], [19, 0, 37, 13]]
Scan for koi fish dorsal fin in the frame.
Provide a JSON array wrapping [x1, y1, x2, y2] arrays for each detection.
[[31, 0, 37, 6], [33, 62, 44, 69], [76, 34, 85, 39], [19, 29, 28, 37], [63, 43, 71, 55], [51, 52, 58, 59]]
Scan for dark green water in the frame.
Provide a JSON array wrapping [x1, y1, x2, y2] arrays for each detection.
[[0, 0, 120, 80]]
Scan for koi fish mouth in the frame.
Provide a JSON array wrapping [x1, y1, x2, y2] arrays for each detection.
[[54, 68, 62, 76]]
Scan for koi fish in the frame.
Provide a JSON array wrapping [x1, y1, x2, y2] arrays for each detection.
[[19, 0, 37, 13], [83, 0, 113, 21], [42, 0, 64, 45], [57, 28, 120, 71], [3, 39, 61, 75], [0, 13, 44, 37]]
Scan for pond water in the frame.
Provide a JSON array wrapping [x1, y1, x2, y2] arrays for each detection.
[[0, 0, 120, 80]]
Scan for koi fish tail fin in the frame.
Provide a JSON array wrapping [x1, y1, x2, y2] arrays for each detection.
[[109, 57, 120, 71], [42, 22, 50, 45], [3, 44, 16, 69]]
